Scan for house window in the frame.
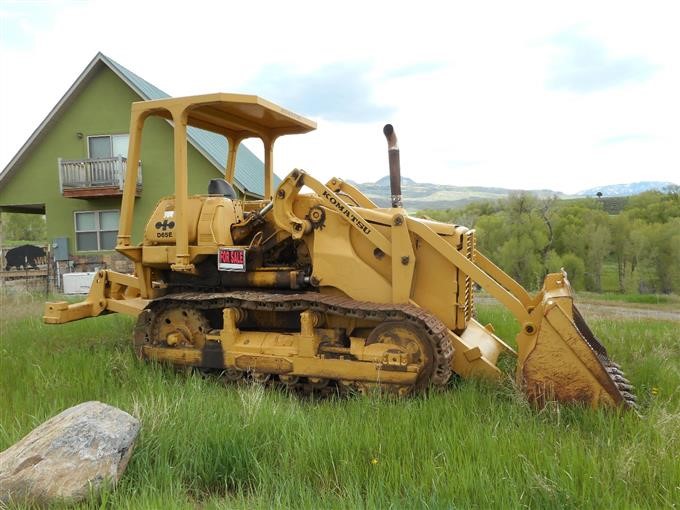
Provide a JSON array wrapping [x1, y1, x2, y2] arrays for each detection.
[[87, 134, 129, 159], [75, 210, 120, 251]]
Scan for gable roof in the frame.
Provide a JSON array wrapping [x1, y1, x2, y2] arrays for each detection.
[[0, 52, 270, 197]]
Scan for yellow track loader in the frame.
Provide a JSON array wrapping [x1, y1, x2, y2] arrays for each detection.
[[44, 93, 635, 408]]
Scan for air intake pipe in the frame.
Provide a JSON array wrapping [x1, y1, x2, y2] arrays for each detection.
[[383, 124, 402, 208]]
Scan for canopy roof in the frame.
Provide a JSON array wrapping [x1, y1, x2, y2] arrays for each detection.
[[133, 93, 317, 141]]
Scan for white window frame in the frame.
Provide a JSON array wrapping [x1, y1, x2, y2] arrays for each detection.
[[74, 209, 120, 251], [87, 133, 129, 159]]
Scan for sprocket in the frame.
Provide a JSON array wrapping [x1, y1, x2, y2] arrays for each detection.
[[149, 305, 210, 349]]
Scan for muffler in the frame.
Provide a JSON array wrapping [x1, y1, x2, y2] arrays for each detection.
[[383, 124, 402, 208]]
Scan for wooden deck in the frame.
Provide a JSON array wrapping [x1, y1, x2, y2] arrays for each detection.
[[59, 156, 142, 198]]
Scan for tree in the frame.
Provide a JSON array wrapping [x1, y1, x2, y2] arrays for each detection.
[[415, 186, 678, 295], [584, 223, 611, 292], [1, 213, 47, 243], [552, 202, 595, 260], [637, 219, 680, 293], [496, 234, 544, 289], [666, 219, 680, 293], [561, 253, 586, 290], [609, 214, 631, 292], [480, 193, 550, 289], [537, 196, 558, 278], [625, 190, 680, 223], [473, 213, 506, 256], [544, 249, 563, 275]]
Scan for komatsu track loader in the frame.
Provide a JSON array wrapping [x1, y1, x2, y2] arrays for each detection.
[[44, 93, 636, 409]]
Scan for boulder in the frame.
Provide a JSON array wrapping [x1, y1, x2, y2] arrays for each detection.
[[0, 401, 140, 506]]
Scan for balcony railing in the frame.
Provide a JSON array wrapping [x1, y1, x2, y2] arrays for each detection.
[[58, 156, 142, 196]]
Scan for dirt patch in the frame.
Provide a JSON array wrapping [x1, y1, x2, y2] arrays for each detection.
[[475, 295, 680, 322], [574, 302, 680, 322]]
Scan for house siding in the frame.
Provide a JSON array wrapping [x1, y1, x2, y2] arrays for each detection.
[[0, 65, 228, 255]]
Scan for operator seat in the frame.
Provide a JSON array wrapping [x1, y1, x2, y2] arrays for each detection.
[[208, 178, 237, 199]]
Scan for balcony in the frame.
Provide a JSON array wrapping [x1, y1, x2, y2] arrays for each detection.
[[58, 156, 142, 198]]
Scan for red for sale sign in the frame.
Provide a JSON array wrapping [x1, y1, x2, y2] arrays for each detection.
[[217, 247, 246, 272]]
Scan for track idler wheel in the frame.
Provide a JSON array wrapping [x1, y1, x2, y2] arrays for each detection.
[[151, 307, 209, 349], [133, 305, 210, 361]]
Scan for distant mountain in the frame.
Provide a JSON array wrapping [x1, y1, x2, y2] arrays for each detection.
[[374, 175, 417, 186], [578, 181, 676, 197], [352, 175, 567, 211]]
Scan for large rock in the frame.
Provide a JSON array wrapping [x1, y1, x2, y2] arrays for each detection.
[[0, 401, 140, 506]]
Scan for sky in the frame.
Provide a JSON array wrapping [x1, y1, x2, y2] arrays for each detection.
[[0, 0, 678, 194]]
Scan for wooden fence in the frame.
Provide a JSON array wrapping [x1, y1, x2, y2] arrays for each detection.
[[0, 245, 52, 294]]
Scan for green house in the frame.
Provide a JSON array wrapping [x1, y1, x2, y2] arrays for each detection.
[[0, 52, 267, 271]]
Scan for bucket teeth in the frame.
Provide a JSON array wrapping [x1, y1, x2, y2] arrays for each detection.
[[621, 392, 637, 404], [606, 366, 624, 376], [570, 305, 638, 409], [612, 372, 637, 408]]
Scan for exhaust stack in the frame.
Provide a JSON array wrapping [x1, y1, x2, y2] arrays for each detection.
[[383, 124, 402, 208]]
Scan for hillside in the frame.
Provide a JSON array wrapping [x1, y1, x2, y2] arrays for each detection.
[[578, 181, 676, 197], [351, 176, 566, 210], [350, 177, 678, 211]]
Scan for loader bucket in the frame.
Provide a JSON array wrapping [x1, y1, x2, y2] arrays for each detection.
[[516, 274, 636, 409]]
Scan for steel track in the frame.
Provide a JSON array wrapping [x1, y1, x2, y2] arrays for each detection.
[[138, 290, 455, 392]]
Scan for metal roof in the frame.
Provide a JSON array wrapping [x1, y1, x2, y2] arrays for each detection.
[[101, 54, 273, 196]]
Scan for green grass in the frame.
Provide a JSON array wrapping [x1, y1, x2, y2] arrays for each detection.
[[1, 294, 679, 509]]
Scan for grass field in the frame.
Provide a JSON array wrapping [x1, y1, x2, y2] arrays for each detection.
[[1, 293, 679, 509]]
